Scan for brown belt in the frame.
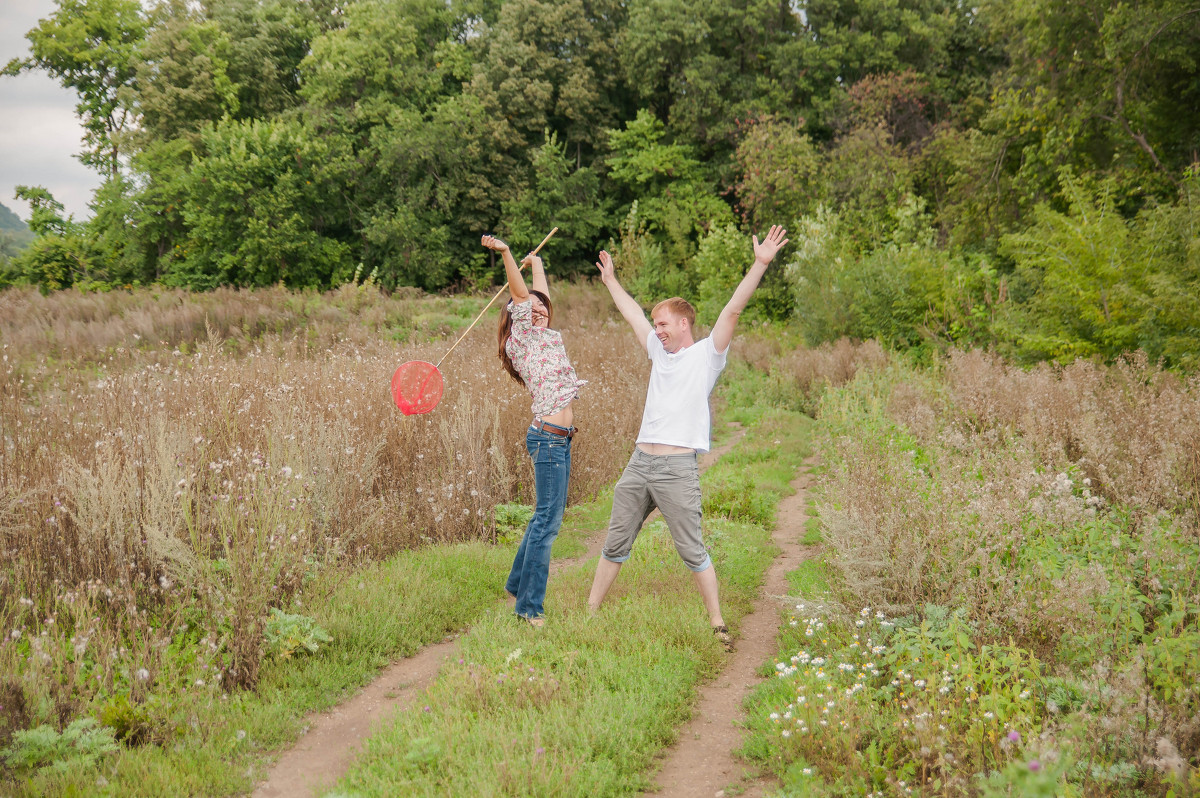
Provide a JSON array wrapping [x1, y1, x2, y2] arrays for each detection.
[[531, 420, 577, 438]]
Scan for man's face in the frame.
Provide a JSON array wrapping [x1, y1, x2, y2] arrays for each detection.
[[531, 295, 549, 328], [652, 308, 690, 353]]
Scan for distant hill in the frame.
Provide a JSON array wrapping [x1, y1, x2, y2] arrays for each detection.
[[0, 201, 34, 255], [0, 201, 28, 234]]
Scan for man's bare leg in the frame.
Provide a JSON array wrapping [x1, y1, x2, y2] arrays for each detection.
[[693, 564, 725, 628], [588, 558, 623, 612]]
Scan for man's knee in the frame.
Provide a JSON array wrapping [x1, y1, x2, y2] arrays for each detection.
[[601, 517, 640, 562], [600, 549, 632, 564], [677, 545, 711, 572]]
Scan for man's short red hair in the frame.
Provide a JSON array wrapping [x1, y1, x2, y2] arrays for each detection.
[[651, 297, 695, 328]]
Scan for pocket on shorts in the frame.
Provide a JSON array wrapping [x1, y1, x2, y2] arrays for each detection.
[[666, 457, 699, 480]]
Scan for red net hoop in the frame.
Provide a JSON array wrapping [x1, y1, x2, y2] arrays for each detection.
[[391, 361, 444, 415]]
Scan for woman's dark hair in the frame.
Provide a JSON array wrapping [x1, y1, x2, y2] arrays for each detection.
[[498, 290, 553, 387]]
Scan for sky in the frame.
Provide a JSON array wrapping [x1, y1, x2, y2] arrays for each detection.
[[0, 0, 103, 223]]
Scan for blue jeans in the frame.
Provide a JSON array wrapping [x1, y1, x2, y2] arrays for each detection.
[[506, 427, 572, 619]]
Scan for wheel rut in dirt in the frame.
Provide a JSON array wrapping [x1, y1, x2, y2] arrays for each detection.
[[251, 423, 749, 797], [646, 456, 820, 798], [250, 638, 459, 797]]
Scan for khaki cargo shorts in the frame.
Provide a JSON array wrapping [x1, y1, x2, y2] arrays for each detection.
[[600, 448, 712, 572]]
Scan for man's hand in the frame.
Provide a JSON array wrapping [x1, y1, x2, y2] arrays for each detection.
[[481, 234, 510, 253], [752, 225, 789, 266], [596, 250, 616, 285], [710, 225, 789, 354], [594, 249, 651, 350]]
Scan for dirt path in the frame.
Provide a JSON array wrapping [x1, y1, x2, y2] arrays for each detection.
[[646, 457, 819, 798], [251, 636, 459, 797], [251, 424, 748, 797]]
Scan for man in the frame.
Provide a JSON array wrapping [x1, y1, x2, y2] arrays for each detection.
[[587, 225, 789, 649]]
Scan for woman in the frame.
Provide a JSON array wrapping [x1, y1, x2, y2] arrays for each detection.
[[482, 234, 585, 627]]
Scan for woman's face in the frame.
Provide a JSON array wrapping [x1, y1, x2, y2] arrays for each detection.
[[530, 295, 550, 327]]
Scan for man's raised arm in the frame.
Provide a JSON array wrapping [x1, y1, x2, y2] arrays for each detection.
[[710, 225, 789, 354], [596, 250, 653, 352]]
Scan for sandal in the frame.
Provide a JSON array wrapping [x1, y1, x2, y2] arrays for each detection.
[[517, 615, 546, 629], [712, 625, 734, 652]]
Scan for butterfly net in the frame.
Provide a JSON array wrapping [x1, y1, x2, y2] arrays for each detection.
[[391, 361, 444, 415]]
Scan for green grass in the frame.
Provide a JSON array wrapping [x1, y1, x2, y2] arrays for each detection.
[[325, 409, 814, 796], [550, 489, 615, 560], [5, 353, 816, 795], [785, 553, 829, 597], [11, 543, 514, 796], [331, 425, 814, 795], [740, 369, 1200, 797]]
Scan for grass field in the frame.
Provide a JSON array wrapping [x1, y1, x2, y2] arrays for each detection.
[[1, 283, 1196, 795], [742, 353, 1200, 796]]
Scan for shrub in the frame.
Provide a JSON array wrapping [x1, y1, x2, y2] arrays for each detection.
[[0, 282, 645, 709], [1, 718, 118, 774], [493, 503, 533, 545], [263, 609, 333, 660], [810, 350, 1200, 790]]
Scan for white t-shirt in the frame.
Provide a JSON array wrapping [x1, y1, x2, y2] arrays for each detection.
[[636, 330, 728, 453]]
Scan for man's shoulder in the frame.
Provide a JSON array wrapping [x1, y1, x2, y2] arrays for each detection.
[[690, 335, 726, 359]]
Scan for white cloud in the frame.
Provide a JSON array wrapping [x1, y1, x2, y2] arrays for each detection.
[[0, 0, 104, 223]]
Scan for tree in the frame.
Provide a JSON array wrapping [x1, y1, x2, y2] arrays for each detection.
[[6, 187, 94, 290], [465, 0, 627, 158], [772, 0, 1001, 138], [204, 0, 331, 121], [298, 0, 481, 289], [1000, 172, 1200, 365], [3, 0, 146, 175], [300, 0, 463, 124], [733, 115, 822, 227], [605, 109, 734, 265], [166, 116, 354, 289], [500, 130, 607, 271], [133, 1, 240, 147], [982, 0, 1200, 207], [619, 0, 806, 153]]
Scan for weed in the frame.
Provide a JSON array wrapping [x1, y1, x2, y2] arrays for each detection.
[[263, 609, 332, 660], [1, 718, 118, 774]]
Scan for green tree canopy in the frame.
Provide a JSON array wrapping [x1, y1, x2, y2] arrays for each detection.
[[3, 0, 146, 175]]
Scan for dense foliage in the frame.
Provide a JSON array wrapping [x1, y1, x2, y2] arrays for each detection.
[[4, 0, 1199, 364]]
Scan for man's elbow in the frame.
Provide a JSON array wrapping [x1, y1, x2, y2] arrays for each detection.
[[720, 308, 743, 327]]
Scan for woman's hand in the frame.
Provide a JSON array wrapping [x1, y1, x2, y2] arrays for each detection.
[[481, 234, 510, 253], [521, 254, 543, 271]]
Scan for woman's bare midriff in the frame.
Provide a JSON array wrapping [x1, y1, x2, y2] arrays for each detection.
[[539, 405, 573, 429], [636, 442, 695, 455]]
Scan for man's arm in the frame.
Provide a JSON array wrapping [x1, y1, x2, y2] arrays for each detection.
[[596, 250, 653, 352], [481, 235, 529, 303], [710, 225, 789, 354]]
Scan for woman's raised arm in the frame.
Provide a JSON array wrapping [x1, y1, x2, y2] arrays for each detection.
[[481, 235, 529, 303]]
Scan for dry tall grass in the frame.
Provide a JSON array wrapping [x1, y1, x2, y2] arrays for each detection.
[[945, 349, 1200, 529], [0, 282, 645, 711], [724, 335, 888, 415], [817, 349, 1200, 784]]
